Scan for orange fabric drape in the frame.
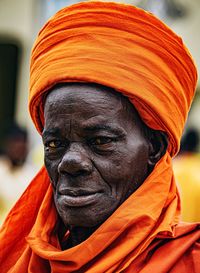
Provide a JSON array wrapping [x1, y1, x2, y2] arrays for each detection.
[[0, 154, 199, 272], [0, 2, 199, 272]]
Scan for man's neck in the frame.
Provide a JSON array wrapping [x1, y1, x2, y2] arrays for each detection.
[[60, 225, 98, 250]]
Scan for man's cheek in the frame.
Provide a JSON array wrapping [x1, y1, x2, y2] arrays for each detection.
[[108, 159, 125, 177], [45, 158, 59, 186], [98, 163, 124, 188]]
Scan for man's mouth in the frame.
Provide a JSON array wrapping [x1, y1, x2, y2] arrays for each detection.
[[58, 189, 103, 207]]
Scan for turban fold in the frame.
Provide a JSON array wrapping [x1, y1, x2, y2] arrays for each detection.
[[29, 1, 197, 156]]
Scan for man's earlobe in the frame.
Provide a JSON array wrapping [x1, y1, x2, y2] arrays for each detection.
[[148, 131, 168, 170]]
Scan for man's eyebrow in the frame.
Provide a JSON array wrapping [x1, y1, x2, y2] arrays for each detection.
[[83, 124, 126, 135], [42, 128, 61, 138]]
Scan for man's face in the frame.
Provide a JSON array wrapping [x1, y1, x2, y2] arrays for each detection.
[[43, 83, 150, 228], [6, 137, 28, 167]]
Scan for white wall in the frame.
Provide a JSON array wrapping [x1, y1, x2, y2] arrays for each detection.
[[0, 0, 35, 125]]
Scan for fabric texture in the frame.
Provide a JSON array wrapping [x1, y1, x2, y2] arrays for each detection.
[[0, 154, 200, 272], [0, 2, 199, 272]]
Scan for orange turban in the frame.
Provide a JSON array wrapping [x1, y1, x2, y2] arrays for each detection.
[[0, 2, 199, 273], [29, 1, 197, 156]]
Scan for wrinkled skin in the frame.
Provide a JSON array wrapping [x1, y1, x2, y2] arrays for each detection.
[[43, 83, 167, 247]]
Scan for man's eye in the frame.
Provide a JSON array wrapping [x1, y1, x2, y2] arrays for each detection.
[[90, 137, 113, 145], [46, 140, 61, 148]]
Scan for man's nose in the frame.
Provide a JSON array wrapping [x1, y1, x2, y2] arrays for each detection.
[[58, 143, 93, 177]]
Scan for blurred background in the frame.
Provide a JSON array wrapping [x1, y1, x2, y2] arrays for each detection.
[[0, 0, 199, 223]]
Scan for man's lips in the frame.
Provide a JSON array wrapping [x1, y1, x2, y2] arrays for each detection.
[[58, 189, 103, 207]]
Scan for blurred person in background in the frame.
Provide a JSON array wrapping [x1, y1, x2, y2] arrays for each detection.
[[0, 123, 36, 223], [173, 127, 200, 222]]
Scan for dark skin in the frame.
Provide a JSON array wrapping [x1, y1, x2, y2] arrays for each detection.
[[43, 83, 168, 248]]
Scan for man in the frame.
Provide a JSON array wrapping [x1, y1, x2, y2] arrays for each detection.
[[0, 2, 199, 272]]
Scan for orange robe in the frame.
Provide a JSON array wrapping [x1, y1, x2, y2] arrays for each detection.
[[0, 153, 199, 272], [0, 2, 199, 272]]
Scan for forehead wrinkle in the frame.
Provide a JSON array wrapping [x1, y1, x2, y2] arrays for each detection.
[[82, 123, 127, 137]]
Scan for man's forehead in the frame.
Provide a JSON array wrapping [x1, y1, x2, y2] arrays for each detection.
[[43, 83, 127, 121], [43, 83, 145, 132], [44, 83, 123, 105]]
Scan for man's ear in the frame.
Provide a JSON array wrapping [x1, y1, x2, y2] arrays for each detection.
[[148, 131, 168, 171]]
